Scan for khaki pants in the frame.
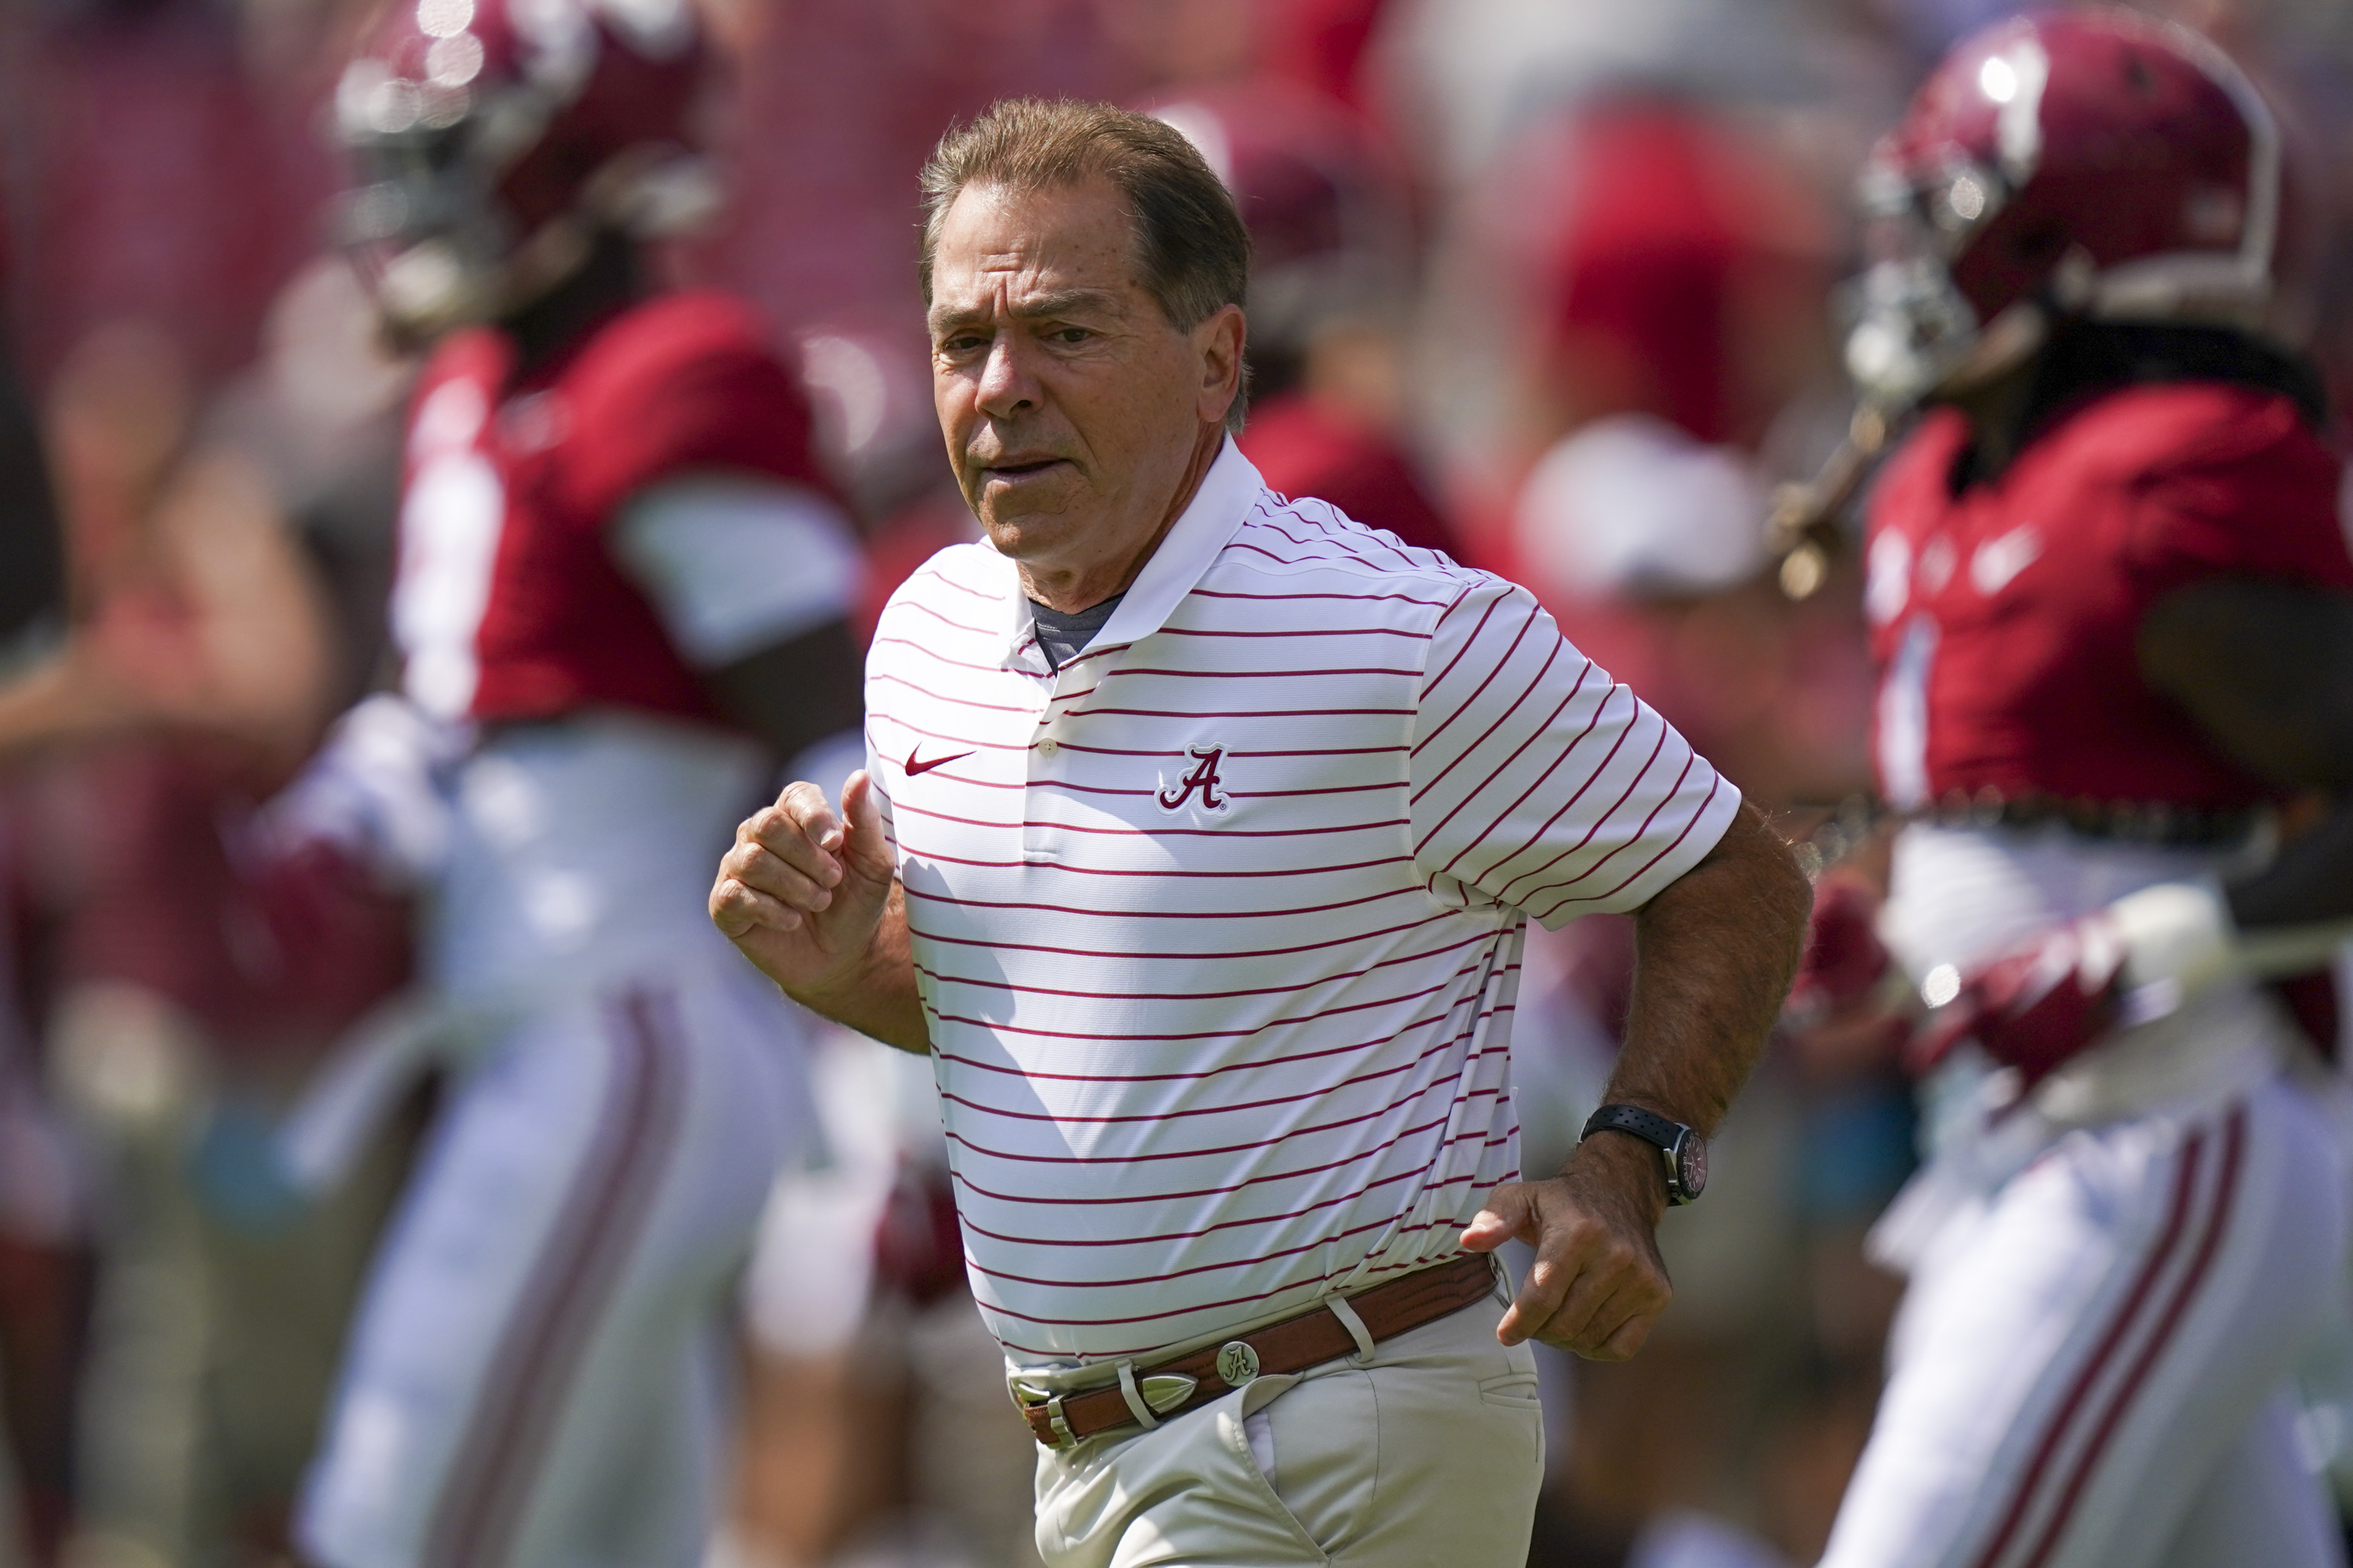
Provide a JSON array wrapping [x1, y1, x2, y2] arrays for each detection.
[[1031, 1293, 1543, 1568]]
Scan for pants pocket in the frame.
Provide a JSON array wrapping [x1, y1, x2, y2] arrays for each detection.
[[1476, 1371, 1543, 1410], [1248, 1366, 1378, 1558]]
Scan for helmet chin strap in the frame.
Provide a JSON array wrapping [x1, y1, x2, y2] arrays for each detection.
[[1767, 294, 2052, 601], [1927, 298, 2050, 401], [371, 144, 715, 346], [490, 211, 599, 320], [371, 210, 598, 346]]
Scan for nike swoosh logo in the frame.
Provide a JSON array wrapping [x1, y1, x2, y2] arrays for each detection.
[[905, 747, 973, 778]]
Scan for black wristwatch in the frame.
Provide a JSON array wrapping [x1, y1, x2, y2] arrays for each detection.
[[1579, 1104, 1708, 1206]]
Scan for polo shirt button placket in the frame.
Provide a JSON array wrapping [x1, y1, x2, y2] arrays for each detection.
[[1024, 703, 1057, 862]]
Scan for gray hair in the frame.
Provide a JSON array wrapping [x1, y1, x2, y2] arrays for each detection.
[[919, 98, 1252, 431]]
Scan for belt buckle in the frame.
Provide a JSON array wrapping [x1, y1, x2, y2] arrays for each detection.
[[1011, 1379, 1077, 1450]]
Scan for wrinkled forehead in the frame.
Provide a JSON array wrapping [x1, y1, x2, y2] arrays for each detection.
[[926, 178, 1150, 323]]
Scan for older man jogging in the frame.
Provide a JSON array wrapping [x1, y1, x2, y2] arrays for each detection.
[[712, 99, 1808, 1568]]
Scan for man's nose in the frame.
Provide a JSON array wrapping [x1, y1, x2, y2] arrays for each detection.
[[976, 334, 1037, 419]]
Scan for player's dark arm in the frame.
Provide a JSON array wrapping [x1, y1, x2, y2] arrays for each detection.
[[1463, 801, 1809, 1359], [2139, 578, 2353, 928], [703, 615, 865, 761], [2139, 578, 2353, 792]]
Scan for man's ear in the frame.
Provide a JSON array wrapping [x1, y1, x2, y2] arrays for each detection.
[[1194, 303, 1247, 425]]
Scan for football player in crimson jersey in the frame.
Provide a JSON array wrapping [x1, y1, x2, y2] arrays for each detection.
[[286, 1, 864, 1564], [1804, 11, 2353, 1567], [1145, 81, 1467, 560]]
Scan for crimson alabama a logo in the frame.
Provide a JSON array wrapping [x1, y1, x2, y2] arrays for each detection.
[[1156, 743, 1230, 814]]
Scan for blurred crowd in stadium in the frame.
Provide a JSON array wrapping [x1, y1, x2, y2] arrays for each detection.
[[1, 1, 2351, 1566]]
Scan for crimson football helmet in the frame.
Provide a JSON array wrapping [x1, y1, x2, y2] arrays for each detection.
[[1845, 7, 2280, 410], [333, 0, 717, 341]]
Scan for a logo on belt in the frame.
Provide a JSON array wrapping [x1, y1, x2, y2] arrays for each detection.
[[1156, 743, 1230, 813], [1214, 1340, 1260, 1387]]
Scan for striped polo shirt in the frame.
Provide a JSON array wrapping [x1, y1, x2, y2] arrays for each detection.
[[865, 440, 1737, 1365]]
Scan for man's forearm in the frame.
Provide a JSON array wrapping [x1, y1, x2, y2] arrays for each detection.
[[1469, 804, 1806, 1357], [1602, 803, 1809, 1140], [785, 881, 932, 1054]]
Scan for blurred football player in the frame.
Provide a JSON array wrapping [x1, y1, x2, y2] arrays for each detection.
[[1812, 10, 2353, 1566], [291, 1, 863, 1564], [1147, 80, 1466, 560]]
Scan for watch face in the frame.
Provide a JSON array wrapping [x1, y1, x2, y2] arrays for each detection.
[[1677, 1134, 1709, 1200]]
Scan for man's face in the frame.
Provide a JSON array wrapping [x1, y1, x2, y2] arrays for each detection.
[[927, 177, 1240, 600]]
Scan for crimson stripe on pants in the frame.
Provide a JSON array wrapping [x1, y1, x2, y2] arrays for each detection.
[[2012, 1107, 2248, 1568], [1966, 1127, 2210, 1568], [423, 990, 687, 1568]]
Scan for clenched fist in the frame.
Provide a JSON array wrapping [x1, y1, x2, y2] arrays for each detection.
[[711, 771, 925, 1049]]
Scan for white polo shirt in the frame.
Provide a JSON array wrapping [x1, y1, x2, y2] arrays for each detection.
[[865, 441, 1738, 1366]]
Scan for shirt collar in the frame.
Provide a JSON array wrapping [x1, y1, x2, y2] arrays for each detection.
[[984, 435, 1264, 673]]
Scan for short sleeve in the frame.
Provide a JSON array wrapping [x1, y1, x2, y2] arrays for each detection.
[[1410, 577, 1739, 927], [612, 477, 863, 667]]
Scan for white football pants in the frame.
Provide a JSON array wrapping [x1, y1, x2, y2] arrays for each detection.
[[1820, 1071, 2348, 1568], [297, 964, 806, 1568]]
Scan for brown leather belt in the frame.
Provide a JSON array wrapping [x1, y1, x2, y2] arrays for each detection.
[[1011, 1253, 1499, 1449]]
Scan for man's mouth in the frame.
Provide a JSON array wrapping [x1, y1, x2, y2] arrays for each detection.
[[981, 456, 1071, 479]]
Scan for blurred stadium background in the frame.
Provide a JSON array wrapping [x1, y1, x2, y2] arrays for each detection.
[[1, 1, 2351, 1566]]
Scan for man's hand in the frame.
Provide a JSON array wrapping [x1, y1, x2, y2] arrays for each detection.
[[712, 770, 897, 996], [1460, 1131, 1670, 1360]]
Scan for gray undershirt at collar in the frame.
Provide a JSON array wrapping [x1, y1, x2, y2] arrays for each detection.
[[1028, 591, 1127, 670]]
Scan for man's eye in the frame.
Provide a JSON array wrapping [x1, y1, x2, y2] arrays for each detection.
[[940, 335, 986, 355], [1052, 327, 1090, 345]]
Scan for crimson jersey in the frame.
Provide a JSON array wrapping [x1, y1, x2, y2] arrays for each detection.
[[1865, 381, 2353, 813], [393, 289, 829, 727]]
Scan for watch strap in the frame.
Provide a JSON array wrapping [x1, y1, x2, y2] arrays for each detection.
[[1580, 1103, 1686, 1153], [1579, 1103, 1698, 1203]]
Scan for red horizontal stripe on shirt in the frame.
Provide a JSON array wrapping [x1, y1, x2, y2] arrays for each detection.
[[950, 1110, 1497, 1209], [888, 797, 1404, 841], [1103, 665, 1427, 681], [893, 844, 1409, 880], [906, 909, 1447, 966], [871, 670, 1036, 714], [975, 1219, 1491, 1342], [936, 1026, 1488, 1127], [916, 926, 1493, 1007], [1155, 625, 1432, 642], [1059, 704, 1415, 722], [944, 1069, 1504, 1168], [925, 952, 1502, 1044], [932, 999, 1491, 1088], [902, 882, 1419, 922], [1188, 586, 1457, 609]]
